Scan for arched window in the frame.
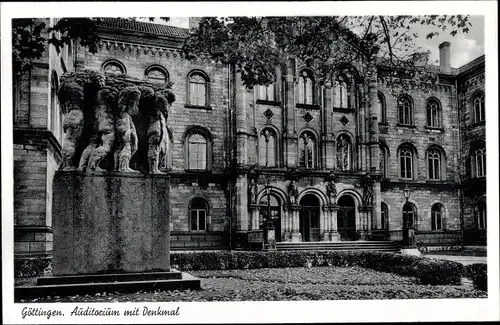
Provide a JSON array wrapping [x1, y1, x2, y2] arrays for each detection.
[[297, 70, 314, 105], [378, 92, 387, 123], [379, 144, 389, 178], [427, 148, 442, 180], [188, 71, 209, 107], [475, 202, 486, 230], [473, 146, 486, 177], [431, 203, 444, 231], [102, 60, 126, 75], [336, 134, 352, 171], [399, 145, 415, 180], [187, 133, 208, 170], [403, 202, 417, 229], [398, 95, 414, 125], [334, 75, 351, 108], [257, 83, 276, 102], [146, 67, 168, 84], [299, 131, 316, 169], [381, 202, 389, 230], [426, 98, 441, 127], [259, 129, 277, 167], [189, 198, 208, 231], [473, 92, 485, 123]]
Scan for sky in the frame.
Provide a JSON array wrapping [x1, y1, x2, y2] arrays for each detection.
[[150, 15, 485, 69]]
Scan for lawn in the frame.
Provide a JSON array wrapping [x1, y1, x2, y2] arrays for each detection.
[[424, 248, 487, 257], [18, 266, 486, 303]]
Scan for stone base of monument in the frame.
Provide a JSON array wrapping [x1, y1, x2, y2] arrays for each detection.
[[15, 171, 201, 300], [400, 248, 422, 256], [15, 270, 200, 300]]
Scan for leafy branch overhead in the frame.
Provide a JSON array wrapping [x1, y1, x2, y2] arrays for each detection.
[[181, 15, 472, 90]]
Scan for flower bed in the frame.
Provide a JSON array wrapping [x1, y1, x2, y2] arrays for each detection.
[[171, 251, 465, 286]]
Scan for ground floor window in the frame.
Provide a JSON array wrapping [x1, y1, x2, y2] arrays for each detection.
[[189, 198, 208, 231], [475, 204, 486, 230]]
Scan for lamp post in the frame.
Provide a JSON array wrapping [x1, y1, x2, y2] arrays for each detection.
[[402, 183, 415, 248], [404, 183, 410, 202]]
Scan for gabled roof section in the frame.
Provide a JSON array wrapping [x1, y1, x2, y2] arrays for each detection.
[[458, 55, 485, 75], [96, 18, 190, 38]]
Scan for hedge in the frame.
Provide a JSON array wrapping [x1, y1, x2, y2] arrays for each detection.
[[464, 263, 487, 291], [171, 251, 464, 286], [15, 251, 465, 286]]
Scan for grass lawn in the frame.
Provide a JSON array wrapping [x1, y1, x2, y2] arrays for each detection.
[[18, 266, 486, 302], [423, 248, 487, 257]]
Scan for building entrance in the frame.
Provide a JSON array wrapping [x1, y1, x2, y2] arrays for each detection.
[[299, 194, 320, 242], [337, 195, 357, 241]]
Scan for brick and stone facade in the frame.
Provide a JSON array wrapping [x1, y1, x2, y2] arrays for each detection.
[[13, 18, 487, 259]]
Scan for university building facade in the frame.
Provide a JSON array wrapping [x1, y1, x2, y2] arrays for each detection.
[[13, 18, 486, 258]]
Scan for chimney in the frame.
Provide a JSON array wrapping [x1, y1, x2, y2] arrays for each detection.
[[188, 17, 202, 33], [439, 41, 451, 73]]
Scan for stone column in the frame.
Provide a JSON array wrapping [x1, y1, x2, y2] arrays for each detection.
[[290, 205, 301, 242], [321, 207, 330, 241], [284, 58, 298, 167], [358, 206, 372, 240], [235, 175, 249, 231], [235, 71, 249, 167], [330, 205, 340, 242], [250, 204, 260, 230], [283, 206, 291, 242]]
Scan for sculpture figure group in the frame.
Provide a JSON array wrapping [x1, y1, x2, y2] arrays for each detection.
[[57, 70, 175, 174]]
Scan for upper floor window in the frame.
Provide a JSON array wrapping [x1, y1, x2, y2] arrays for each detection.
[[378, 92, 387, 123], [475, 202, 486, 230], [189, 198, 208, 231], [398, 95, 414, 126], [473, 92, 485, 123], [336, 134, 352, 171], [102, 60, 126, 75], [259, 129, 277, 167], [474, 146, 486, 178], [333, 75, 352, 109], [381, 202, 389, 230], [297, 70, 314, 105], [187, 133, 208, 170], [187, 71, 210, 107], [426, 98, 441, 128], [427, 148, 443, 180], [299, 131, 316, 169], [146, 68, 168, 84], [257, 83, 276, 102], [431, 203, 444, 231], [399, 145, 416, 180]]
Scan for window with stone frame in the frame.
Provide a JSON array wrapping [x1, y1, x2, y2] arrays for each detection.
[[473, 146, 486, 178], [378, 92, 387, 123], [475, 202, 486, 230], [333, 75, 352, 109], [259, 129, 277, 167], [336, 134, 352, 171], [427, 148, 442, 180], [188, 72, 209, 107], [146, 68, 168, 84], [297, 70, 314, 105], [381, 202, 389, 230], [398, 95, 414, 126], [403, 202, 417, 230], [103, 60, 125, 75], [426, 98, 441, 128], [189, 198, 208, 231], [431, 203, 444, 231], [187, 133, 208, 170], [473, 92, 485, 123], [257, 83, 276, 102], [399, 146, 415, 180], [299, 131, 316, 169]]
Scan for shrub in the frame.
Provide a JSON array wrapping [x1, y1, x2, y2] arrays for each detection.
[[464, 263, 487, 291], [170, 250, 464, 286], [14, 258, 52, 278]]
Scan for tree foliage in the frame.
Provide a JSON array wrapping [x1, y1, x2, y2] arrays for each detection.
[[182, 15, 473, 90], [12, 17, 169, 77]]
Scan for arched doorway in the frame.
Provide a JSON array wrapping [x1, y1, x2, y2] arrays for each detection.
[[337, 195, 356, 241], [259, 194, 282, 242], [402, 202, 416, 246], [299, 194, 320, 242]]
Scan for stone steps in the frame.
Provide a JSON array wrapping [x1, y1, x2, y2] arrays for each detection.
[[276, 241, 402, 252]]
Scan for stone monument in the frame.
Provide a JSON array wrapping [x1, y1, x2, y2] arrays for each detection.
[[15, 71, 200, 300]]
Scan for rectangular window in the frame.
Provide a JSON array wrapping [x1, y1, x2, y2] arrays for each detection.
[[401, 156, 412, 179], [188, 143, 207, 170], [190, 209, 206, 231], [190, 82, 206, 106]]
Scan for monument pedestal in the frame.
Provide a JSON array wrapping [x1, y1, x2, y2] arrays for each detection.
[[15, 171, 200, 300]]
